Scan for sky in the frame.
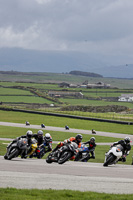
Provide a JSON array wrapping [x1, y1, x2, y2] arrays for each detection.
[[0, 0, 133, 67]]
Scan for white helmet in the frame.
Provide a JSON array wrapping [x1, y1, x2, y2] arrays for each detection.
[[45, 133, 51, 141]]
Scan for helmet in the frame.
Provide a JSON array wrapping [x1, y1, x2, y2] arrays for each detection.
[[45, 133, 51, 142], [26, 130, 33, 139], [124, 137, 130, 144], [90, 137, 95, 143], [37, 130, 43, 138], [75, 134, 82, 143]]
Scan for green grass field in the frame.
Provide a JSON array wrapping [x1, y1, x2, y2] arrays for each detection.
[[0, 96, 53, 104], [0, 110, 133, 135], [1, 188, 133, 200]]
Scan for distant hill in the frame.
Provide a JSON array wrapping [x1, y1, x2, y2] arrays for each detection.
[[69, 70, 103, 77], [0, 47, 133, 78], [0, 47, 105, 74], [92, 64, 133, 79]]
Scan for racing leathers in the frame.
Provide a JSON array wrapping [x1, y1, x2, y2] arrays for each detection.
[[52, 137, 82, 160], [32, 134, 52, 158]]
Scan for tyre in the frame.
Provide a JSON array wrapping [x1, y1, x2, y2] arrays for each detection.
[[58, 151, 72, 164], [4, 153, 8, 160], [8, 148, 19, 160], [103, 154, 115, 167], [46, 156, 53, 163]]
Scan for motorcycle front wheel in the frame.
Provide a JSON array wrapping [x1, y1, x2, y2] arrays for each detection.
[[103, 154, 115, 167], [7, 148, 19, 160], [58, 151, 72, 164]]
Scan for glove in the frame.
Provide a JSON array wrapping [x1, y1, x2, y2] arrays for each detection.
[[64, 140, 67, 144]]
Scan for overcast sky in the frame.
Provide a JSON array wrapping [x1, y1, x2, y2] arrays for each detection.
[[0, 0, 133, 66]]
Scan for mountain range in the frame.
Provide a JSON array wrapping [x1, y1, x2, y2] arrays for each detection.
[[0, 47, 133, 79]]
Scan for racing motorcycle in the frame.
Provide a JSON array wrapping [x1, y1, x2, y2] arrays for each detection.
[[4, 138, 37, 160], [4, 138, 28, 160], [29, 142, 49, 159], [46, 142, 78, 164], [103, 144, 124, 167], [75, 144, 91, 162], [65, 125, 69, 130], [27, 139, 38, 157]]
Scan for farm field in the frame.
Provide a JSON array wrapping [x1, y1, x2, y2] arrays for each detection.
[[1, 80, 133, 118], [1, 71, 133, 89]]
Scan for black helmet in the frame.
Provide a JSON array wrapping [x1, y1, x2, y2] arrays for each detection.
[[90, 137, 95, 143], [45, 133, 51, 142], [75, 134, 82, 143], [26, 130, 33, 139], [37, 130, 43, 138], [124, 137, 130, 144]]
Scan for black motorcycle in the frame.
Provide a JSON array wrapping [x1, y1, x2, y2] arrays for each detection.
[[4, 138, 28, 160], [46, 142, 78, 164]]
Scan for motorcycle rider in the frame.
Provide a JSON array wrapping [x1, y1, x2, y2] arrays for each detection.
[[53, 134, 83, 152], [6, 130, 33, 158], [51, 134, 83, 160], [30, 131, 52, 158], [17, 130, 33, 158], [111, 137, 131, 162], [75, 137, 96, 161], [43, 133, 52, 153]]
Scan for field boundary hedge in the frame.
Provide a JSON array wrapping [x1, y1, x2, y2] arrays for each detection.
[[0, 107, 133, 125]]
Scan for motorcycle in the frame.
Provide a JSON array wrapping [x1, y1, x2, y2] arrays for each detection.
[[46, 142, 78, 164], [75, 144, 91, 162], [25, 121, 30, 126], [65, 125, 69, 130], [4, 138, 28, 160], [4, 138, 37, 160], [27, 139, 38, 157], [103, 144, 124, 167], [30, 142, 49, 159]]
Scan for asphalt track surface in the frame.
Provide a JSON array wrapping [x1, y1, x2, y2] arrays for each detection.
[[0, 156, 133, 194], [1, 121, 133, 194]]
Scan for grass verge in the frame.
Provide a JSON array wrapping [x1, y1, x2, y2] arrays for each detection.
[[0, 188, 133, 200]]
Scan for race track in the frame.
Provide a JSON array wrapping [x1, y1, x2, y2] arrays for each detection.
[[1, 121, 133, 194], [0, 156, 133, 194]]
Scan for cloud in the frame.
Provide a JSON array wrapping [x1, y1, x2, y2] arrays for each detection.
[[0, 0, 133, 65]]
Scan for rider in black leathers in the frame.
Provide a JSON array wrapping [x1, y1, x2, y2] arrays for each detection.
[[112, 137, 131, 162], [30, 131, 52, 158]]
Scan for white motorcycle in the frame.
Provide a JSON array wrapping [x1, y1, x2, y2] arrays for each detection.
[[103, 144, 124, 167]]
